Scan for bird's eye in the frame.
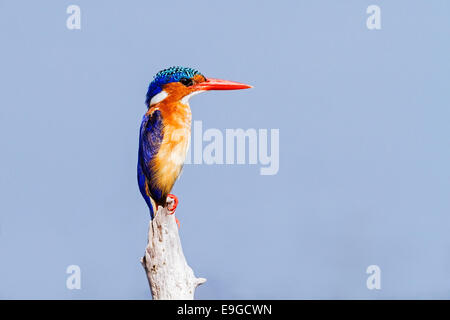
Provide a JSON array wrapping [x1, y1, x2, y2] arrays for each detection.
[[180, 77, 194, 87]]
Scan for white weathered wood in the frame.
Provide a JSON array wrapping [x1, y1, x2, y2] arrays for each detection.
[[140, 201, 206, 300]]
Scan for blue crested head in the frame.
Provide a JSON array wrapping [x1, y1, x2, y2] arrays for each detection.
[[145, 66, 203, 106]]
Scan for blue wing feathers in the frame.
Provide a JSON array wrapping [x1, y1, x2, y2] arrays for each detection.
[[137, 110, 164, 218]]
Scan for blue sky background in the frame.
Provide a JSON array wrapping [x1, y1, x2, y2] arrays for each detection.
[[0, 0, 450, 299]]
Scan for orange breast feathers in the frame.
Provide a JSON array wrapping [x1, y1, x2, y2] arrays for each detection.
[[146, 81, 194, 196]]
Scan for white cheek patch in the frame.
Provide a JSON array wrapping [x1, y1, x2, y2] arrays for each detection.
[[181, 90, 204, 106], [149, 90, 168, 106]]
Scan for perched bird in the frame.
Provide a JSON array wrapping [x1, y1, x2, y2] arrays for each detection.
[[138, 66, 251, 223]]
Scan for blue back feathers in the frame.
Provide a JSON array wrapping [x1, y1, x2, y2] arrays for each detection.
[[145, 66, 204, 106]]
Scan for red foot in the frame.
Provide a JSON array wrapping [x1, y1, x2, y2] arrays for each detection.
[[167, 194, 180, 229], [166, 194, 178, 214]]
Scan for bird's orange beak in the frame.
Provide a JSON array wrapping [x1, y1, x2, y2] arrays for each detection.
[[194, 78, 252, 91]]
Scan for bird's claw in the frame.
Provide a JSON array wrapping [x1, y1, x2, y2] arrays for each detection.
[[166, 194, 178, 214], [166, 194, 180, 228]]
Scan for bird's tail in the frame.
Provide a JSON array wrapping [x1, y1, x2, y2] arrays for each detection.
[[148, 196, 157, 219]]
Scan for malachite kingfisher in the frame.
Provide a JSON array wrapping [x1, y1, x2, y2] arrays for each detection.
[[138, 66, 252, 224]]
